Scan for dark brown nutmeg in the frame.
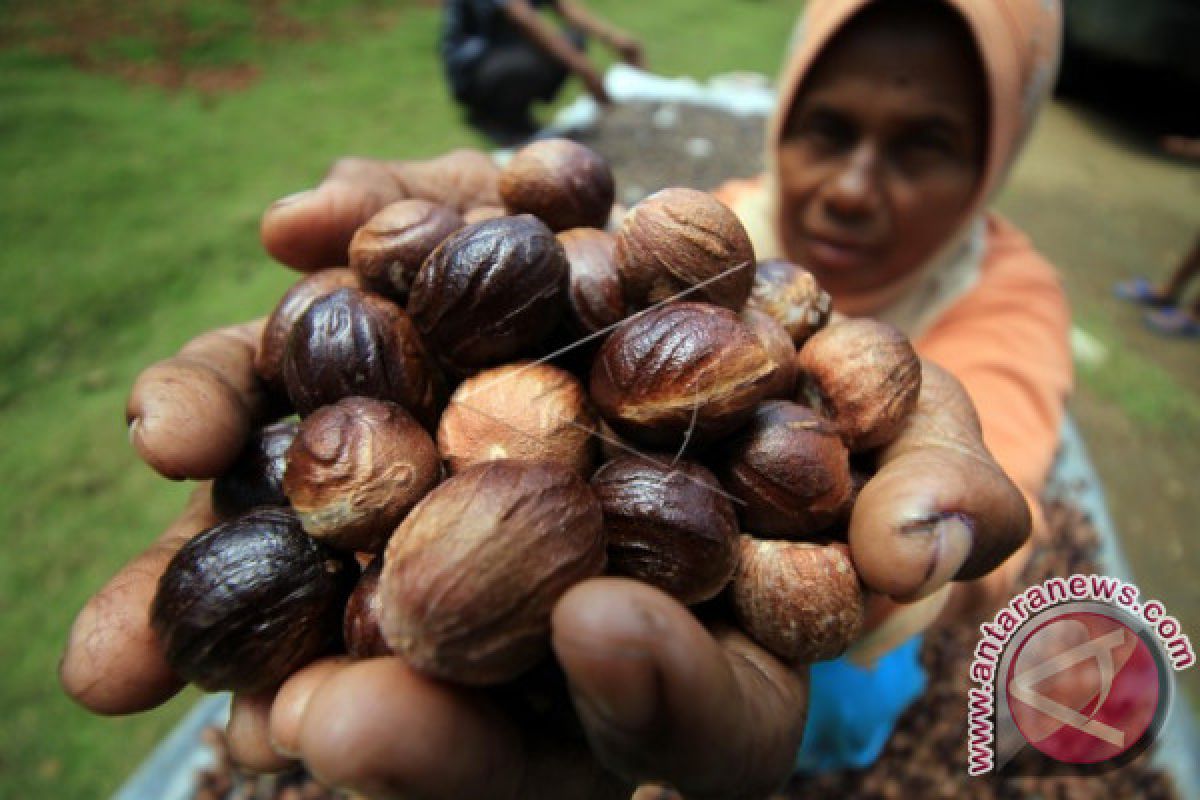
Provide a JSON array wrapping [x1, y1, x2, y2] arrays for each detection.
[[344, 557, 392, 658], [257, 268, 361, 394], [282, 287, 442, 427], [614, 188, 755, 311], [731, 537, 864, 664], [558, 228, 625, 336], [379, 460, 606, 685], [718, 401, 851, 539], [741, 308, 797, 400], [746, 260, 832, 346], [283, 397, 440, 552], [499, 138, 615, 231], [437, 362, 596, 476], [211, 419, 298, 519], [408, 215, 567, 376], [589, 302, 778, 448], [150, 507, 358, 693], [796, 319, 921, 452], [591, 456, 740, 605], [348, 199, 464, 302]]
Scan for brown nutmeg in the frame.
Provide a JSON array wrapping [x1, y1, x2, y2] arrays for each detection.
[[746, 260, 832, 346], [614, 188, 755, 311], [344, 557, 392, 658], [379, 460, 606, 685], [499, 138, 615, 231], [437, 362, 596, 476], [718, 401, 851, 539], [731, 537, 864, 664], [591, 455, 740, 605], [796, 319, 921, 452], [348, 199, 463, 302], [282, 287, 442, 427], [211, 419, 298, 519], [741, 308, 797, 400], [283, 397, 439, 552], [150, 507, 358, 693], [408, 215, 567, 376], [589, 302, 778, 448], [463, 205, 507, 225], [558, 228, 625, 336], [257, 268, 361, 394]]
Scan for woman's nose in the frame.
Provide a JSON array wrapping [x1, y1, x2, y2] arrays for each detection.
[[822, 145, 882, 222]]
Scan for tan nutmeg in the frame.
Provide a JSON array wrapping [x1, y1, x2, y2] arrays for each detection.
[[379, 460, 606, 685], [731, 537, 864, 664], [746, 260, 832, 346], [499, 138, 615, 231], [796, 319, 921, 452], [437, 362, 597, 476], [348, 199, 463, 303], [614, 188, 755, 311], [283, 397, 440, 552]]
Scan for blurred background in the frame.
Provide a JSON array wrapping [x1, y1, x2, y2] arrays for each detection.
[[0, 0, 1197, 796]]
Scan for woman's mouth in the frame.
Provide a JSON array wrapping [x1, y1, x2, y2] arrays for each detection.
[[800, 233, 875, 272]]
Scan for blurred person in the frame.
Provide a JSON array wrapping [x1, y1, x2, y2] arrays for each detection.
[[58, 0, 1063, 795], [440, 0, 645, 145], [1116, 233, 1200, 338]]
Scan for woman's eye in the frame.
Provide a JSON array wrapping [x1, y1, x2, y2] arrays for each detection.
[[799, 113, 855, 150]]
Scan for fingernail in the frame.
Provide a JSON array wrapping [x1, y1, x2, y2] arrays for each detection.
[[903, 513, 973, 600], [269, 735, 299, 760], [269, 189, 315, 210]]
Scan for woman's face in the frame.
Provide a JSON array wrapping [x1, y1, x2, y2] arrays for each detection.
[[778, 12, 988, 296]]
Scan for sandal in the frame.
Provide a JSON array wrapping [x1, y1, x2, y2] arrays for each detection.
[[1114, 277, 1174, 308], [1144, 307, 1200, 338]]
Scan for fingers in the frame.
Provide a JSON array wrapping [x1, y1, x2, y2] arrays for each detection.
[[553, 579, 808, 800], [59, 485, 215, 714], [227, 691, 296, 774], [127, 319, 267, 481], [260, 157, 409, 272], [266, 657, 349, 758], [848, 361, 1031, 602]]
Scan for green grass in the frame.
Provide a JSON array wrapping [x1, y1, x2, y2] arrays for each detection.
[[0, 2, 800, 796]]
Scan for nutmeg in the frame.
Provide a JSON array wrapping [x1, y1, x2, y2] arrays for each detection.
[[282, 287, 442, 427], [211, 419, 298, 519], [591, 455, 740, 605], [558, 227, 625, 336], [257, 268, 361, 394], [741, 308, 797, 400], [589, 302, 778, 448], [731, 537, 864, 664], [614, 188, 755, 311], [746, 260, 831, 346], [344, 557, 392, 658], [348, 199, 463, 303], [718, 401, 851, 539], [437, 362, 596, 476], [408, 215, 567, 376], [796, 319, 921, 452], [392, 148, 502, 212], [284, 397, 439, 552], [499, 138, 615, 231], [379, 460, 605, 685], [150, 507, 358, 693]]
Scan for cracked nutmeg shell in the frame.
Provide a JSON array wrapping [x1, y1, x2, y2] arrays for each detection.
[[282, 287, 442, 428], [284, 397, 440, 552], [211, 419, 298, 519], [614, 187, 755, 311], [437, 362, 597, 476], [150, 507, 358, 693], [796, 318, 921, 452], [746, 260, 832, 346], [257, 268, 361, 395], [589, 302, 779, 448], [591, 455, 740, 605], [408, 215, 567, 376], [718, 401, 852, 539], [499, 138, 615, 231], [344, 557, 392, 658], [731, 536, 864, 664], [379, 460, 605, 685], [558, 228, 625, 336], [348, 199, 464, 303]]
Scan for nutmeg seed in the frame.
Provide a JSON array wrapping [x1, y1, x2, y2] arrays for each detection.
[[379, 460, 606, 685], [746, 260, 831, 346], [615, 188, 755, 311], [257, 268, 361, 394], [731, 536, 864, 664], [558, 227, 625, 336], [344, 557, 392, 658], [348, 199, 463, 303], [741, 308, 797, 400], [592, 455, 740, 605], [284, 397, 440, 552], [499, 138, 615, 231], [211, 419, 298, 519]]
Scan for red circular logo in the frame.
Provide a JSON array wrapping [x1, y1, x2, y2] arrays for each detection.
[[1006, 611, 1161, 764]]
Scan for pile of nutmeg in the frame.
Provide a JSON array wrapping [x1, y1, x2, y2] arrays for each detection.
[[148, 138, 921, 694]]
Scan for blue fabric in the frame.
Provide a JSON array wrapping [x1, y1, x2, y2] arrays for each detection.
[[795, 635, 926, 773]]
